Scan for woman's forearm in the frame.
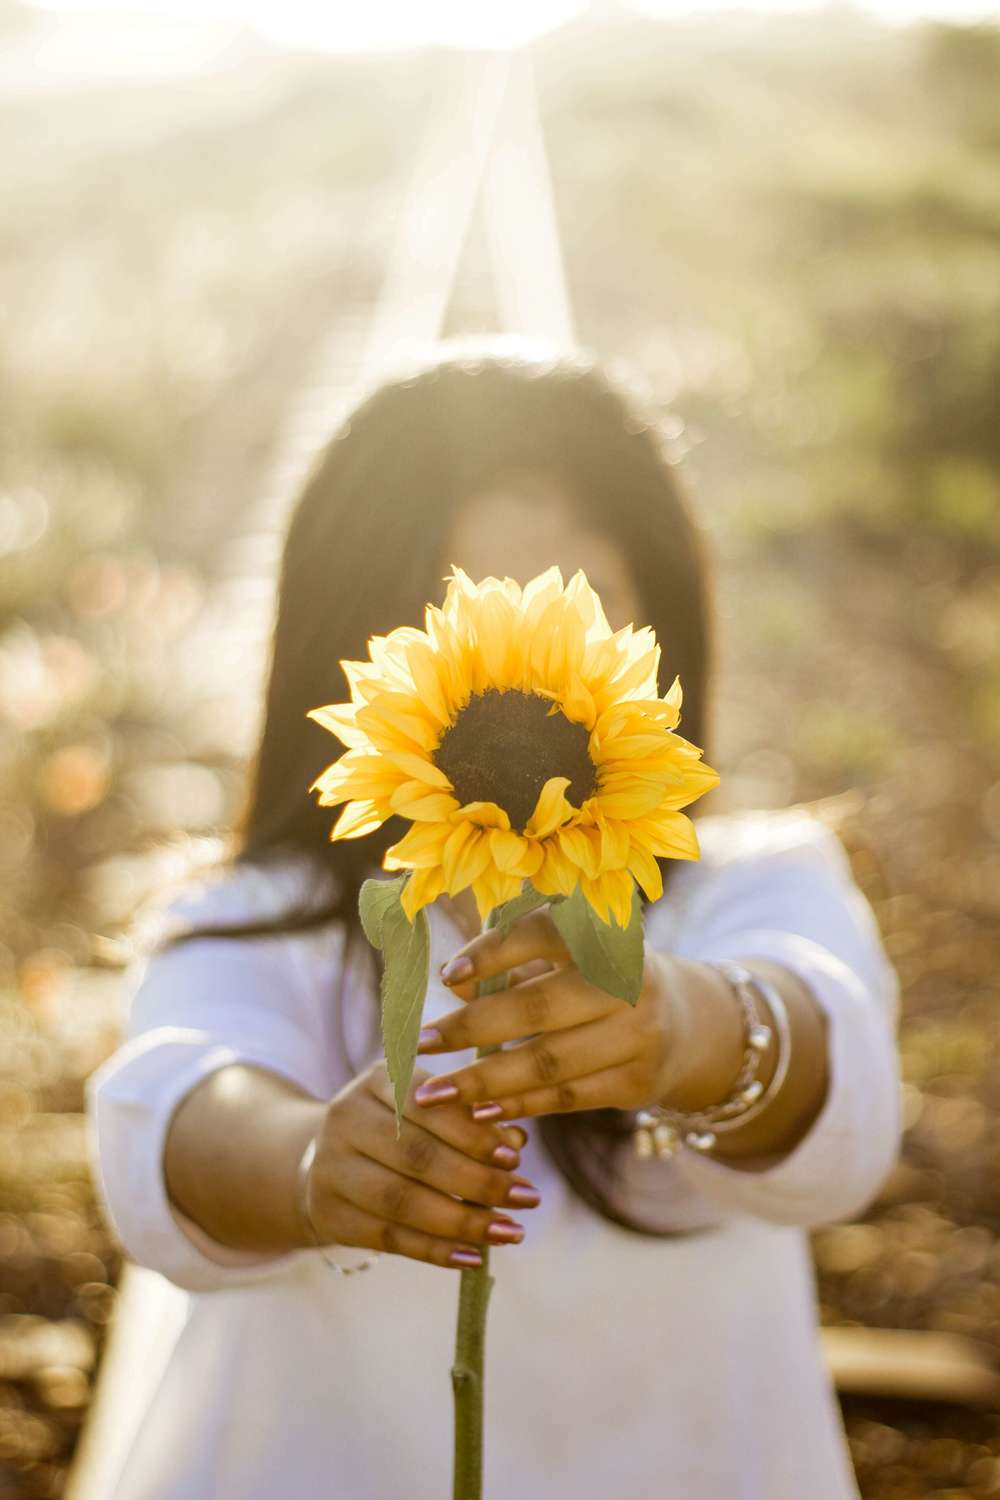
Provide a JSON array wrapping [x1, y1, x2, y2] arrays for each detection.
[[657, 957, 830, 1170], [163, 1064, 326, 1253]]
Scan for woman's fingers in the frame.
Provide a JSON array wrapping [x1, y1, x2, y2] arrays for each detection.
[[439, 910, 570, 1000], [311, 1149, 531, 1257], [308, 1061, 543, 1271], [506, 958, 557, 986], [352, 1088, 541, 1216], [364, 1059, 527, 1158], [309, 1187, 507, 1272], [415, 1013, 635, 1112], [418, 966, 616, 1056], [458, 1060, 655, 1122]]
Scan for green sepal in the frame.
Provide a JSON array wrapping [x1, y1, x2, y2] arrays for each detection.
[[358, 875, 430, 1136], [549, 882, 645, 1004], [491, 883, 564, 938]]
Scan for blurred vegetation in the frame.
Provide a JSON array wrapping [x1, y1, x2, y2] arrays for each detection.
[[0, 8, 999, 1496]]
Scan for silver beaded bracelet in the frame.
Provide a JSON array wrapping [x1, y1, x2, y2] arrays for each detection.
[[295, 1134, 382, 1276], [633, 960, 791, 1161]]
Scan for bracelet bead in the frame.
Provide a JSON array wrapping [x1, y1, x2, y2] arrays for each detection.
[[632, 960, 791, 1160]]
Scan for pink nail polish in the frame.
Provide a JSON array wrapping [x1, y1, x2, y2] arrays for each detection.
[[505, 1183, 541, 1208], [449, 1249, 483, 1268], [441, 955, 474, 985], [417, 1027, 443, 1051], [487, 1220, 525, 1244], [492, 1144, 519, 1168], [414, 1079, 458, 1104], [472, 1101, 504, 1121]]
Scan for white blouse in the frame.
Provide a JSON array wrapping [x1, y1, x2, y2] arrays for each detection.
[[84, 807, 901, 1500]]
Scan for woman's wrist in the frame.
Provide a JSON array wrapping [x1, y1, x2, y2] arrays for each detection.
[[651, 957, 758, 1113], [164, 1064, 328, 1255]]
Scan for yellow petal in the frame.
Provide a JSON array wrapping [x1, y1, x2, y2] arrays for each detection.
[[604, 870, 636, 928], [627, 842, 663, 902], [383, 821, 450, 871], [306, 703, 369, 750], [471, 867, 522, 924], [443, 827, 493, 895], [312, 758, 406, 806], [631, 810, 701, 860], [475, 589, 521, 687], [556, 825, 602, 880], [515, 839, 544, 878], [581, 870, 635, 927], [357, 695, 440, 753], [532, 839, 580, 898], [389, 783, 460, 821], [598, 733, 672, 760], [521, 566, 564, 628], [662, 674, 683, 725], [605, 642, 660, 703], [525, 776, 574, 838], [646, 760, 719, 810], [595, 783, 668, 820], [383, 750, 453, 789], [455, 801, 511, 831], [404, 642, 451, 727], [401, 866, 444, 922], [329, 800, 387, 841], [471, 875, 497, 925], [490, 828, 532, 875], [558, 676, 597, 729], [579, 875, 610, 924], [440, 820, 474, 887], [565, 568, 611, 637], [599, 816, 630, 870]]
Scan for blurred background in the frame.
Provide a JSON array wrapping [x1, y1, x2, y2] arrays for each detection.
[[2, 0, 1000, 1494]]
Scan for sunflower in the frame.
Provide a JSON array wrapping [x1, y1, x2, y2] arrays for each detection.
[[309, 567, 719, 927]]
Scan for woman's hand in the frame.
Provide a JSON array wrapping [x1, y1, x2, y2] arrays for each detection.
[[305, 1058, 541, 1271], [411, 909, 708, 1122]]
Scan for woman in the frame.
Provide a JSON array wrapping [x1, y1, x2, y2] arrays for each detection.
[[87, 342, 901, 1499]]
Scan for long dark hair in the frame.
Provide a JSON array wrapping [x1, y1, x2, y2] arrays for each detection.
[[181, 340, 716, 1237]]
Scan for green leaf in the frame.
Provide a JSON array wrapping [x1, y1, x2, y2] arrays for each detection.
[[549, 883, 645, 1004], [359, 874, 407, 948], [358, 876, 430, 1135], [491, 883, 563, 938]]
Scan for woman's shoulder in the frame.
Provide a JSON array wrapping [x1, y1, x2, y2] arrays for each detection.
[[647, 804, 853, 939], [690, 803, 849, 877]]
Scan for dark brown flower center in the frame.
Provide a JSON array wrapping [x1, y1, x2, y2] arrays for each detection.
[[433, 689, 596, 832]]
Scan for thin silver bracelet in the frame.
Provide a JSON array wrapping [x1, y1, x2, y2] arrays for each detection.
[[633, 960, 791, 1160], [295, 1134, 382, 1276]]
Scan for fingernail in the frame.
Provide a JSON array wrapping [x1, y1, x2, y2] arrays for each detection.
[[510, 1126, 529, 1149], [414, 1079, 458, 1104], [492, 1144, 519, 1168], [487, 1220, 525, 1245], [504, 1183, 541, 1208], [417, 1027, 443, 1052], [472, 1101, 504, 1121], [441, 955, 474, 985], [449, 1249, 483, 1268]]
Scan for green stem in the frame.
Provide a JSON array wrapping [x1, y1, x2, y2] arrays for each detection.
[[450, 1222, 493, 1500], [450, 912, 507, 1500]]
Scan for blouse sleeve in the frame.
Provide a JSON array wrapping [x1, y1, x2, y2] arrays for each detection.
[[639, 809, 902, 1230], [85, 860, 368, 1294]]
